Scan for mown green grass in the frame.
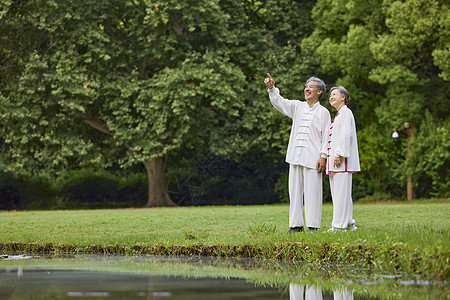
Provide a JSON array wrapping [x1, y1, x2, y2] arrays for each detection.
[[1, 201, 448, 246], [1, 200, 449, 279]]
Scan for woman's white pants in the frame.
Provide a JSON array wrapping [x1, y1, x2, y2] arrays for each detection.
[[288, 164, 322, 228], [329, 172, 355, 229]]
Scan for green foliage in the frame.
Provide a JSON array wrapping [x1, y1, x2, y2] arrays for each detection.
[[357, 125, 403, 195], [369, 0, 448, 129], [0, 0, 248, 173], [304, 0, 450, 199], [407, 112, 450, 197], [0, 0, 319, 206]]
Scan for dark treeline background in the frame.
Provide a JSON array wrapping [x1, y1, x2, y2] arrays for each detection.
[[0, 0, 448, 210]]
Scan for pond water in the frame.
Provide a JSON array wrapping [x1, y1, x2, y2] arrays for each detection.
[[0, 254, 447, 299]]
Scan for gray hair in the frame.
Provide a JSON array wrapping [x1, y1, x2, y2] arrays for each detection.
[[306, 77, 326, 100], [330, 86, 350, 105]]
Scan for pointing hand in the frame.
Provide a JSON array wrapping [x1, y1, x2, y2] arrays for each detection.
[[264, 73, 275, 89]]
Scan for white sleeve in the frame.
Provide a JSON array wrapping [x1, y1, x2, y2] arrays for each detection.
[[335, 110, 353, 158], [320, 109, 331, 158], [268, 87, 296, 118]]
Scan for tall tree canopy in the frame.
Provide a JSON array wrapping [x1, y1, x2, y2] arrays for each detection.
[[0, 0, 251, 206], [0, 0, 318, 206], [303, 0, 449, 197]]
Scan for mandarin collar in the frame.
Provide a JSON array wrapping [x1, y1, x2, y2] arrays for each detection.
[[336, 104, 346, 116], [308, 101, 320, 110]]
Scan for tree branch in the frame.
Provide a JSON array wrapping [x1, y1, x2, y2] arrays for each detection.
[[45, 35, 57, 54], [57, 98, 135, 151], [0, 38, 24, 62], [72, 108, 134, 151], [80, 114, 115, 136], [102, 20, 118, 41], [60, 105, 114, 136], [0, 65, 16, 71], [139, 55, 148, 80], [243, 0, 268, 27]]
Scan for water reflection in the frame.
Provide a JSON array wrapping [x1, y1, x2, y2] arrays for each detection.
[[289, 284, 354, 300], [1, 269, 289, 299], [0, 254, 446, 299], [290, 284, 323, 300], [333, 288, 354, 300], [0, 268, 366, 300]]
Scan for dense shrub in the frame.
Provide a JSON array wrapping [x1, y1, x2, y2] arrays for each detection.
[[0, 172, 56, 210], [0, 169, 147, 210], [55, 169, 147, 209], [0, 172, 22, 210], [167, 149, 286, 206]]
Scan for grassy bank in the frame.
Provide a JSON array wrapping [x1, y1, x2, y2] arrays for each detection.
[[1, 201, 449, 280]]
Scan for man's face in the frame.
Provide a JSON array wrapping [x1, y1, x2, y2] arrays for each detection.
[[304, 81, 322, 102]]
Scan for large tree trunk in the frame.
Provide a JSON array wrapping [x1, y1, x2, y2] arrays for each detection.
[[143, 155, 176, 207]]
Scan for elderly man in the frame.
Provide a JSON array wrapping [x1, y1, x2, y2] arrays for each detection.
[[265, 73, 331, 233]]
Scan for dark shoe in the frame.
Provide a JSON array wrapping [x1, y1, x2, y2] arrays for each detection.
[[348, 224, 358, 231], [288, 227, 304, 234], [308, 227, 317, 233]]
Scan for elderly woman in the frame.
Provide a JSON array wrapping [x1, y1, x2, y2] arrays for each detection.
[[326, 86, 360, 231]]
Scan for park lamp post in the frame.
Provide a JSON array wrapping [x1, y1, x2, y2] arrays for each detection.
[[392, 122, 415, 201]]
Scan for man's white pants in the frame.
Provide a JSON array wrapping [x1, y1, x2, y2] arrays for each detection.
[[288, 164, 322, 228], [289, 284, 323, 300], [329, 172, 355, 229]]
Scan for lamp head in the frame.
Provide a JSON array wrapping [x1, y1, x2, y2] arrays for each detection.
[[392, 129, 399, 141]]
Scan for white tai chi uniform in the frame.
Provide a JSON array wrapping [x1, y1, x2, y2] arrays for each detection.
[[269, 87, 331, 228], [326, 105, 360, 229]]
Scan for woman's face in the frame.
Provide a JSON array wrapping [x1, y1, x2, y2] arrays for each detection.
[[329, 89, 345, 110]]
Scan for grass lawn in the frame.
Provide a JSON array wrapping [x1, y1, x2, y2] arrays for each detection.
[[1, 200, 449, 280]]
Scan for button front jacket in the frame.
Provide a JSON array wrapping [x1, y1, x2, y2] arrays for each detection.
[[268, 87, 331, 169], [326, 105, 361, 175]]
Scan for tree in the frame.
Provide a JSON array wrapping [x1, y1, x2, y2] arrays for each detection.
[[1, 0, 324, 207], [407, 112, 449, 198], [0, 0, 248, 207], [165, 0, 320, 205], [301, 0, 449, 199]]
